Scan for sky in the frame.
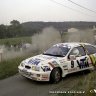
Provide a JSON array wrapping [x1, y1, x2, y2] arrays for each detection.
[[0, 0, 96, 25]]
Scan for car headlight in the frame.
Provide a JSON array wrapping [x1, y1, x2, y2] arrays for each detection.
[[32, 66, 40, 71], [35, 66, 40, 71]]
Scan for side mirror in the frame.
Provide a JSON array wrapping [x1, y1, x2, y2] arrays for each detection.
[[69, 55, 76, 60]]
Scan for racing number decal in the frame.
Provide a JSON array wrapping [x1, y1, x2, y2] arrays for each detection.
[[77, 57, 89, 69], [71, 61, 74, 68]]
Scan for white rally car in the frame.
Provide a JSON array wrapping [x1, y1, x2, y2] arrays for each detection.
[[18, 42, 96, 83]]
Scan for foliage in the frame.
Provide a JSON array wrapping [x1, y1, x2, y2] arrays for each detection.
[[0, 20, 96, 39], [0, 56, 25, 79], [0, 20, 39, 39], [58, 71, 96, 96], [0, 36, 31, 46], [0, 46, 39, 80], [0, 24, 7, 39]]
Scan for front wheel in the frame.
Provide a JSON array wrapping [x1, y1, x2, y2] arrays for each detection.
[[50, 68, 61, 83]]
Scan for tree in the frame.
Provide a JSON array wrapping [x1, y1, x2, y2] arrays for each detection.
[[0, 24, 7, 39], [10, 20, 20, 27], [9, 20, 23, 37]]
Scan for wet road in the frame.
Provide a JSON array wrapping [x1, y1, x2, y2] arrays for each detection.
[[0, 72, 90, 96]]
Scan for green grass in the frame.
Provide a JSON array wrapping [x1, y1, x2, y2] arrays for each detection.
[[58, 71, 96, 96], [0, 56, 26, 80], [0, 49, 39, 80], [0, 36, 32, 46]]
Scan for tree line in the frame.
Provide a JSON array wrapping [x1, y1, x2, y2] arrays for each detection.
[[0, 20, 96, 39], [0, 20, 39, 39]]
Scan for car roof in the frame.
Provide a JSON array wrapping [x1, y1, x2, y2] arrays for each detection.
[[54, 42, 91, 49]]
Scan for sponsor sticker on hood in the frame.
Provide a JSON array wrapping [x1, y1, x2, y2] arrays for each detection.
[[26, 54, 58, 66], [28, 58, 41, 65]]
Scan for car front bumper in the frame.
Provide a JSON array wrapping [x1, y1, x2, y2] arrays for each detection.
[[18, 66, 51, 81]]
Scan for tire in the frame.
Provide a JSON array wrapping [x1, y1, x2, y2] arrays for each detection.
[[50, 68, 61, 83]]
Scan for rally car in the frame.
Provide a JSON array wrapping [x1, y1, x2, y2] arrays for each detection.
[[18, 42, 96, 83]]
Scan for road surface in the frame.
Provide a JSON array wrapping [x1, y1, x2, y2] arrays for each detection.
[[0, 71, 90, 96]]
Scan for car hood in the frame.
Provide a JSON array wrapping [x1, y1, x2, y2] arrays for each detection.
[[23, 54, 61, 66]]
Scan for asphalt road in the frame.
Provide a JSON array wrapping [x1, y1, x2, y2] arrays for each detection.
[[0, 72, 90, 96]]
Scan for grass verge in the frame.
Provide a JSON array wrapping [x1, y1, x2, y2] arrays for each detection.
[[58, 70, 96, 96], [0, 56, 26, 80], [0, 50, 39, 80], [0, 36, 31, 46]]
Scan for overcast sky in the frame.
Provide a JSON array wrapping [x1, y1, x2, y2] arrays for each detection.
[[0, 0, 96, 24]]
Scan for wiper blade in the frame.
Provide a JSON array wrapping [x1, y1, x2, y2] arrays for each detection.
[[43, 53, 64, 57], [43, 53, 53, 56], [52, 55, 64, 57]]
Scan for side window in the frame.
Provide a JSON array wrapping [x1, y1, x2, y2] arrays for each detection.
[[69, 46, 86, 57], [84, 45, 96, 55]]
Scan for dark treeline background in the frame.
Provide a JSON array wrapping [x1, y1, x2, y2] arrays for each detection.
[[0, 20, 96, 39]]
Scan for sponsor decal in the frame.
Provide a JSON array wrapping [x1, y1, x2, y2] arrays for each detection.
[[48, 62, 55, 68], [89, 54, 96, 67], [48, 61, 59, 68], [63, 65, 67, 68], [63, 44, 71, 49], [87, 57, 92, 64], [68, 67, 77, 72], [41, 66, 51, 72], [77, 57, 89, 69], [54, 43, 71, 49], [64, 68, 68, 70], [70, 55, 76, 61], [59, 59, 66, 64], [41, 78, 49, 80], [42, 74, 49, 79], [28, 58, 41, 65], [51, 61, 59, 66], [63, 65, 68, 70]]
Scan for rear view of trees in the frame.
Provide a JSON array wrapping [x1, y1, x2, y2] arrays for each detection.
[[0, 20, 39, 39], [0, 20, 23, 39], [0, 20, 96, 39], [0, 24, 7, 39], [8, 20, 23, 37]]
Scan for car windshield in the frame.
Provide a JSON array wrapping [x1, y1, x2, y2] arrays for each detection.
[[43, 45, 70, 57]]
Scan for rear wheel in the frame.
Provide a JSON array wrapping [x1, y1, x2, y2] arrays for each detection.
[[50, 68, 61, 83]]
